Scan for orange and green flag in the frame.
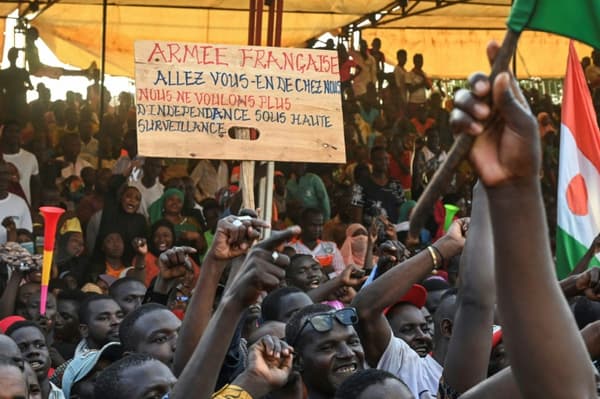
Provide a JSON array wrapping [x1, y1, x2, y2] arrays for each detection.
[[507, 0, 600, 49], [506, 0, 600, 277], [555, 42, 600, 278]]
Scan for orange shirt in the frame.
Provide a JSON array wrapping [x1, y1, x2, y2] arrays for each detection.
[[105, 262, 126, 279]]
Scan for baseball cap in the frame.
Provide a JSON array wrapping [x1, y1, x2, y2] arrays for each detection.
[[384, 284, 427, 315], [61, 342, 122, 398], [0, 316, 25, 333]]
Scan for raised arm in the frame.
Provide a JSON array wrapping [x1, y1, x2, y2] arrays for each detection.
[[569, 234, 600, 276], [169, 226, 299, 399], [0, 269, 23, 318], [463, 318, 600, 399], [442, 186, 495, 392], [172, 216, 269, 376], [452, 40, 596, 398], [306, 264, 366, 303], [560, 267, 600, 300], [214, 335, 294, 398], [351, 223, 465, 366]]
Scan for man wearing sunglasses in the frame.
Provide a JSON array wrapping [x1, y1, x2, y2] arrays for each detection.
[[285, 304, 365, 398]]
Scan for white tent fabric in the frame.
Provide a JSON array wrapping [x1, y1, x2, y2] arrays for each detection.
[[29, 1, 391, 76], [363, 29, 593, 79], [361, 0, 593, 78]]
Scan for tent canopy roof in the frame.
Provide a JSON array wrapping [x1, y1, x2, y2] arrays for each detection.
[[21, 0, 391, 76], [373, 0, 509, 30], [0, 0, 591, 78], [361, 0, 591, 78]]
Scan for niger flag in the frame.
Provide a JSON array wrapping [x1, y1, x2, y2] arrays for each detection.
[[556, 42, 600, 278], [508, 0, 600, 49]]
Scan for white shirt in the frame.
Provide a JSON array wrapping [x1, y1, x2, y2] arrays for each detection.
[[0, 193, 32, 243], [130, 178, 165, 219], [56, 156, 93, 179], [349, 50, 377, 97], [406, 70, 428, 104], [394, 65, 408, 104], [80, 137, 99, 167], [2, 148, 38, 204], [113, 155, 145, 182], [190, 160, 229, 201], [377, 331, 443, 399]]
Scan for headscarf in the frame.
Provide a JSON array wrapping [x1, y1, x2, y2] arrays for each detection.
[[398, 200, 417, 223], [148, 188, 184, 224], [55, 231, 82, 265], [340, 224, 369, 268], [59, 217, 83, 235], [95, 182, 146, 266]]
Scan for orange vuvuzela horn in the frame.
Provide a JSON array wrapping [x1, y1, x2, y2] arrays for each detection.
[[39, 206, 64, 315]]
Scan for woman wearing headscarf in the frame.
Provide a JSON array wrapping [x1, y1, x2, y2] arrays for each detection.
[[340, 224, 371, 268], [54, 219, 88, 286], [148, 188, 203, 245], [90, 183, 148, 265]]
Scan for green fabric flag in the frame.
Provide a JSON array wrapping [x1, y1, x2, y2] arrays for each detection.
[[508, 0, 600, 49]]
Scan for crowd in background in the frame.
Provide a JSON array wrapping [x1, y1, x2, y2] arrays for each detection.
[[0, 35, 599, 399]]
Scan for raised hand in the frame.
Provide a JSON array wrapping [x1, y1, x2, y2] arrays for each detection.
[[434, 217, 469, 260], [158, 246, 197, 280], [247, 335, 294, 388], [231, 335, 294, 398], [380, 215, 398, 241], [576, 267, 600, 301], [1, 216, 16, 231], [368, 219, 378, 243], [131, 237, 148, 256], [2, 217, 17, 242], [377, 240, 401, 274], [450, 41, 539, 187], [334, 286, 358, 304], [339, 264, 367, 287], [224, 226, 301, 308], [208, 215, 271, 260]]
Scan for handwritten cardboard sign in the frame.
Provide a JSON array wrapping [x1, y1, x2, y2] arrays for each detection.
[[134, 41, 345, 163]]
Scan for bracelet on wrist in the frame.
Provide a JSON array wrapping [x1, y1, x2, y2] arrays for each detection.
[[426, 246, 441, 273], [431, 245, 444, 264]]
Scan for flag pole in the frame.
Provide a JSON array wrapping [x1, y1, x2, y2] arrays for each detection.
[[408, 29, 521, 243]]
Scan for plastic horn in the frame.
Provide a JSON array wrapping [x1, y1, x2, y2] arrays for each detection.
[[443, 204, 460, 233], [39, 206, 65, 315]]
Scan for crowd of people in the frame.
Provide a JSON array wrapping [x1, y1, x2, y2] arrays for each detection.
[[0, 33, 599, 399]]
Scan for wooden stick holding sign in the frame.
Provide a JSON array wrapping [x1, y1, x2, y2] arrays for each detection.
[[237, 128, 255, 210]]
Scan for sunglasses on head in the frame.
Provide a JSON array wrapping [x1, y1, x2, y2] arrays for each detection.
[[291, 307, 359, 347]]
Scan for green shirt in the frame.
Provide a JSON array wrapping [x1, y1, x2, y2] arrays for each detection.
[[286, 173, 331, 220]]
